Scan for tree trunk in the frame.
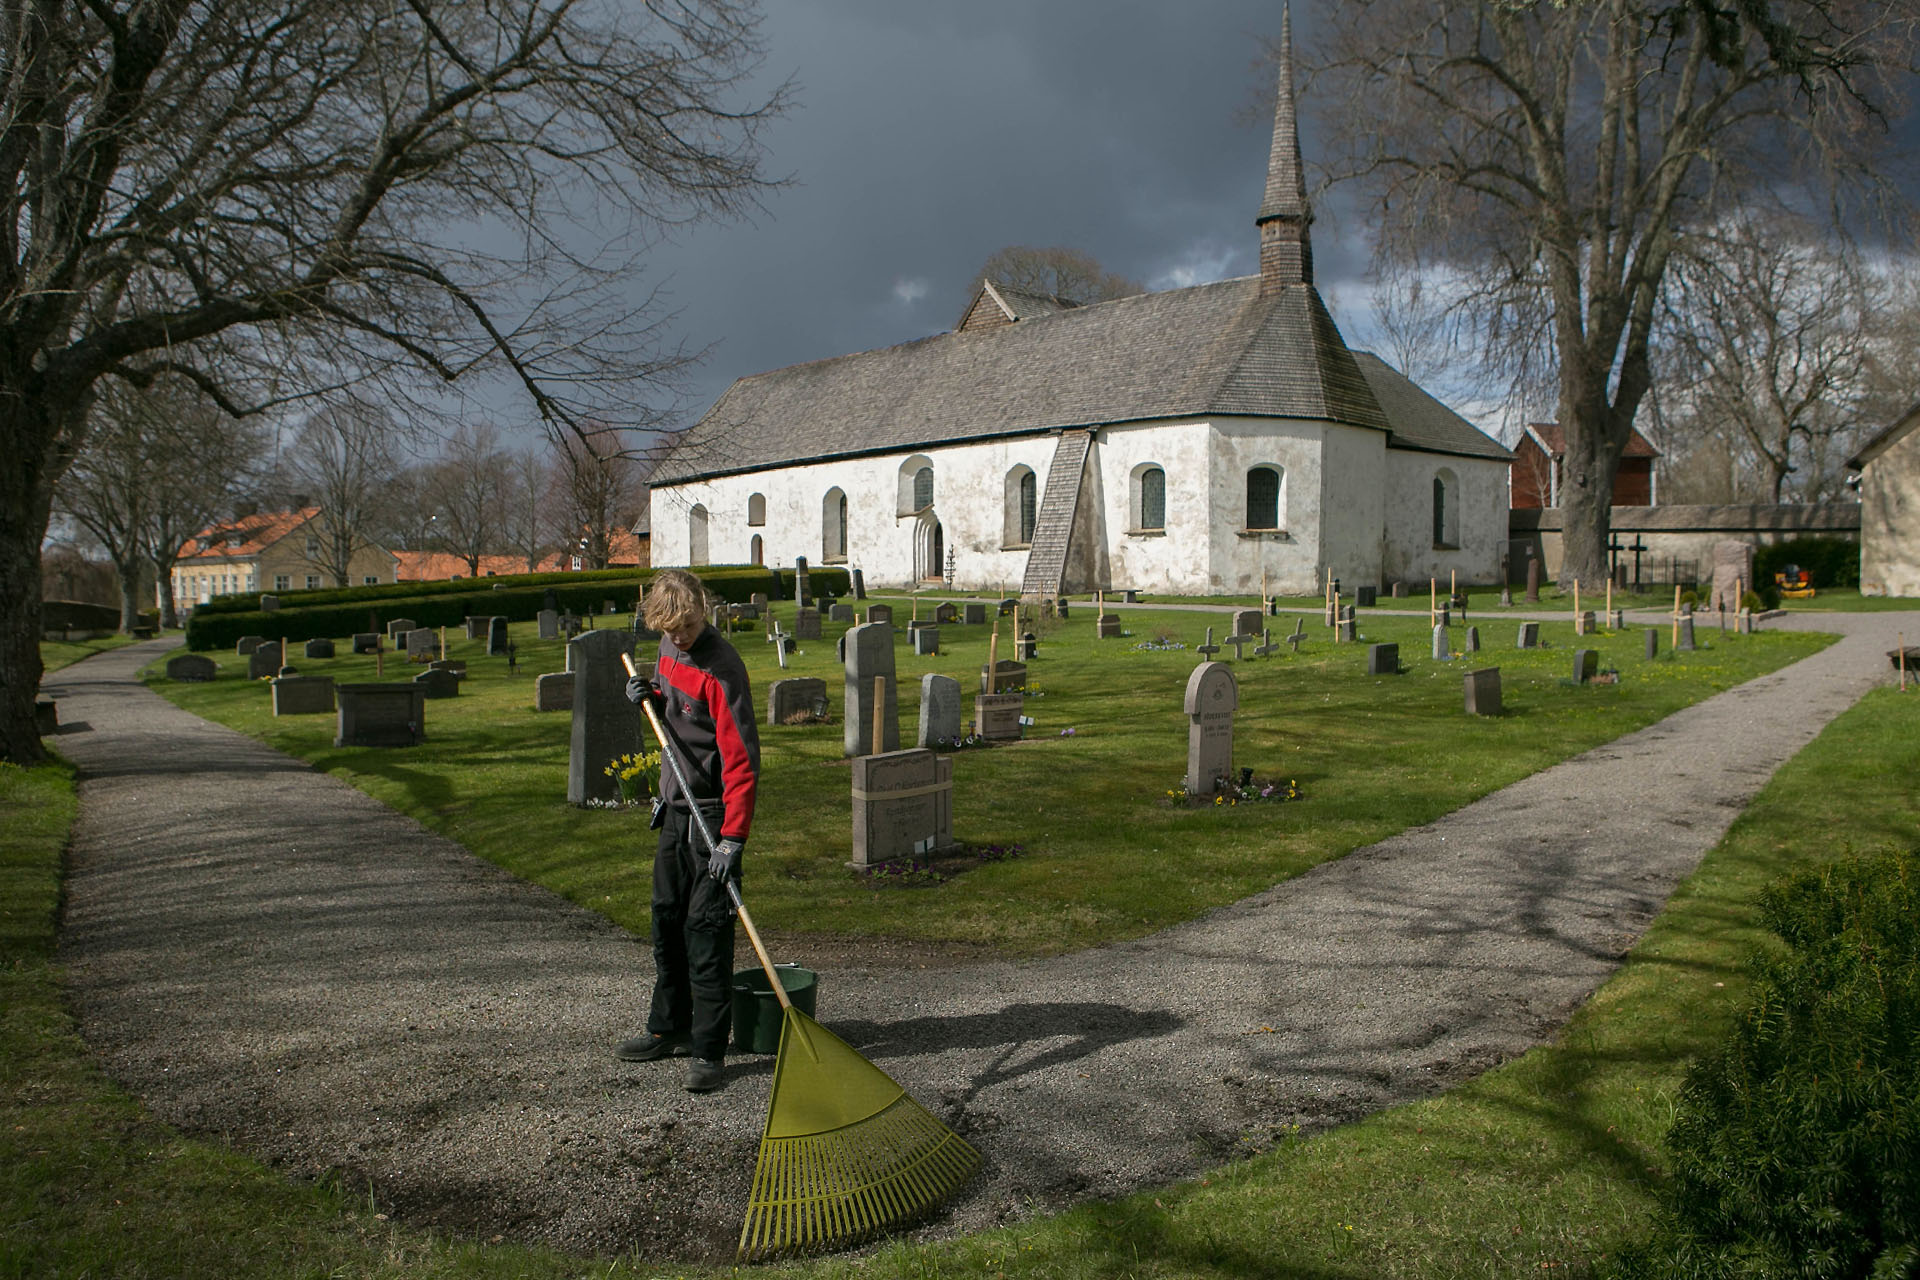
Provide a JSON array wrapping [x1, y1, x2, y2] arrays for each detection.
[[1556, 399, 1619, 591], [0, 426, 56, 766], [117, 560, 145, 633]]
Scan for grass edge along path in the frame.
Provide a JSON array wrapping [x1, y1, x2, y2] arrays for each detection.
[[807, 685, 1920, 1280]]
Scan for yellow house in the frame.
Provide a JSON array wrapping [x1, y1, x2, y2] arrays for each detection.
[[167, 507, 398, 607]]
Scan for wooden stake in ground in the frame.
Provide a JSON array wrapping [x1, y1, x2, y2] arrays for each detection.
[[375, 634, 383, 677], [1262, 568, 1269, 611], [1430, 578, 1437, 627], [439, 625, 447, 661], [1572, 578, 1580, 624], [1672, 585, 1682, 647], [988, 621, 999, 677], [1606, 579, 1613, 618], [871, 676, 885, 755], [1901, 632, 1908, 692], [1450, 569, 1457, 599]]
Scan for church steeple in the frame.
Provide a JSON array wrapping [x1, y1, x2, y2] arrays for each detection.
[[1257, 4, 1314, 293]]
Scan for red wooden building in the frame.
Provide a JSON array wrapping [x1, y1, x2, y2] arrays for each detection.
[[1510, 422, 1659, 508]]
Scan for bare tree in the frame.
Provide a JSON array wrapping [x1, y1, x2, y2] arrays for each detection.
[[1667, 213, 1882, 502], [978, 246, 1142, 304], [501, 447, 559, 572], [420, 422, 510, 576], [553, 427, 646, 570], [142, 391, 266, 629], [286, 398, 402, 588], [0, 1, 785, 762], [1309, 0, 1917, 586], [53, 386, 153, 631]]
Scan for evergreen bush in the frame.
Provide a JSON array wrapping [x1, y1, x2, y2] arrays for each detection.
[[1613, 847, 1920, 1278]]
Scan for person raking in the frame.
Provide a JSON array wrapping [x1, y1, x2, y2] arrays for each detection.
[[617, 569, 760, 1093]]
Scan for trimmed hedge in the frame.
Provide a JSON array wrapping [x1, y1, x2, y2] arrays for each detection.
[[1613, 847, 1920, 1278], [190, 564, 676, 616], [183, 565, 848, 651]]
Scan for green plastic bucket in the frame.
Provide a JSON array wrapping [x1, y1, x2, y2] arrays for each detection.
[[731, 964, 818, 1055]]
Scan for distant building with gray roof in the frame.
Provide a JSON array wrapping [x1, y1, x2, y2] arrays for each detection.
[[650, 13, 1511, 596]]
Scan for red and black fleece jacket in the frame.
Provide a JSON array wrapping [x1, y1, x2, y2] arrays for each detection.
[[652, 625, 760, 842]]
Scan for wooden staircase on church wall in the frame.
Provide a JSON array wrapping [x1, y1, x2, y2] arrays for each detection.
[[1020, 429, 1093, 598]]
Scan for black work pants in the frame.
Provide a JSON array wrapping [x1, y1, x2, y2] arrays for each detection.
[[647, 807, 737, 1061]]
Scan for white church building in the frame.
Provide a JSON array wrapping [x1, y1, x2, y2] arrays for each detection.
[[649, 23, 1511, 597]]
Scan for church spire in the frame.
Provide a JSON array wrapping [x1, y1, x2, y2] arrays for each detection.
[[1257, 3, 1314, 293]]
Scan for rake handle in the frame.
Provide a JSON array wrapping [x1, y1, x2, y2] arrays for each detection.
[[622, 652, 792, 1010]]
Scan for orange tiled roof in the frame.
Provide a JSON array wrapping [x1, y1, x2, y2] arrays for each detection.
[[177, 507, 318, 561], [392, 550, 542, 580]]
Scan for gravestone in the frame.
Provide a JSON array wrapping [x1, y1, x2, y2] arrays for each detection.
[[1367, 643, 1400, 676], [1572, 649, 1599, 684], [767, 677, 829, 725], [566, 630, 645, 805], [1391, 582, 1408, 598], [750, 593, 770, 614], [542, 587, 560, 613], [1183, 662, 1238, 796], [934, 602, 959, 625], [1525, 558, 1541, 602], [1196, 627, 1220, 659], [963, 602, 987, 625], [849, 748, 955, 869], [1097, 613, 1122, 639], [829, 603, 856, 623], [1736, 610, 1755, 635], [1231, 609, 1263, 640], [916, 674, 962, 747], [405, 628, 436, 662], [1356, 585, 1377, 607], [843, 622, 900, 757], [304, 638, 335, 660], [1517, 622, 1540, 649], [973, 692, 1023, 740], [466, 616, 490, 640], [487, 616, 509, 656], [166, 653, 217, 682], [538, 609, 560, 640], [866, 604, 893, 626], [1607, 609, 1625, 630], [387, 618, 417, 640], [413, 668, 459, 699], [334, 683, 426, 747], [1336, 608, 1356, 643], [247, 641, 283, 681], [1677, 614, 1697, 652], [236, 635, 266, 656], [1574, 610, 1596, 636], [534, 672, 575, 712], [981, 659, 1028, 694], [1645, 628, 1660, 660], [911, 625, 940, 656], [1500, 585, 1513, 607], [1324, 597, 1338, 627], [1462, 626, 1479, 654], [794, 607, 823, 640], [260, 594, 281, 612], [1463, 667, 1502, 716], [793, 556, 811, 606], [1014, 633, 1037, 661], [999, 598, 1019, 617], [850, 568, 866, 599], [1056, 597, 1070, 619], [352, 633, 380, 654], [429, 659, 465, 678], [1436, 605, 1451, 627], [277, 665, 299, 678], [1709, 539, 1754, 614], [1432, 624, 1450, 662]]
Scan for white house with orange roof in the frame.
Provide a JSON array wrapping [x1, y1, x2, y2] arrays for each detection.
[[166, 507, 398, 607]]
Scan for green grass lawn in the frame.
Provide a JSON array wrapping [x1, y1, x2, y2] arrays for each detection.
[[147, 607, 1829, 958], [41, 631, 147, 672], [11, 619, 1916, 1276]]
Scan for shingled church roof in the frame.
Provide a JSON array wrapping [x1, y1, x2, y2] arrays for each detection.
[[654, 273, 1506, 484]]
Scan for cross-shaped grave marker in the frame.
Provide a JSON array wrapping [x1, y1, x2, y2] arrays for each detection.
[[1196, 627, 1221, 660], [1254, 627, 1281, 658]]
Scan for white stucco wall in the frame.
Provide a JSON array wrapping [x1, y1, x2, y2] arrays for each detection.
[[1380, 449, 1508, 588], [1317, 424, 1389, 593], [1859, 425, 1920, 597]]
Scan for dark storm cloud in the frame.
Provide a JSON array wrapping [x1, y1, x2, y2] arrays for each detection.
[[641, 1, 1371, 424]]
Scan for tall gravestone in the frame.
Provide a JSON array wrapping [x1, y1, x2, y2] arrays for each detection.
[[538, 609, 560, 640], [793, 556, 811, 607], [1367, 643, 1400, 676], [405, 627, 436, 662], [567, 630, 645, 805], [850, 568, 866, 599], [1571, 649, 1599, 683], [1677, 612, 1697, 651], [842, 622, 899, 757], [1463, 668, 1502, 716], [1183, 662, 1238, 796], [1432, 624, 1450, 661], [917, 674, 962, 747], [1709, 539, 1754, 614], [1645, 628, 1660, 660], [487, 616, 509, 656], [793, 607, 822, 640], [1525, 558, 1541, 602], [247, 641, 283, 681], [1464, 626, 1481, 654], [1517, 622, 1540, 649]]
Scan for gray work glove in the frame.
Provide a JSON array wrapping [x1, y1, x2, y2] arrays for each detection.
[[625, 675, 660, 712], [709, 837, 744, 883]]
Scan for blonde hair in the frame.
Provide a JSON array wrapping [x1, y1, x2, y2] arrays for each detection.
[[642, 568, 708, 633]]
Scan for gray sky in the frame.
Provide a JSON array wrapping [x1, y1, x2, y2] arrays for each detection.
[[629, 1, 1389, 433]]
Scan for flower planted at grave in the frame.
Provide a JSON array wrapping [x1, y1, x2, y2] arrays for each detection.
[[602, 749, 661, 806]]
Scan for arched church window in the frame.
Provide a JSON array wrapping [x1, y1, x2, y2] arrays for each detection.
[[822, 487, 848, 561], [689, 504, 710, 565], [750, 534, 763, 565], [1134, 465, 1167, 531], [1004, 465, 1037, 546], [913, 466, 934, 511], [1246, 466, 1283, 530], [747, 493, 766, 527], [1433, 469, 1459, 548]]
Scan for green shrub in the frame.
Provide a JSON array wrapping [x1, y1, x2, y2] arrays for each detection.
[[1754, 537, 1861, 592], [1740, 589, 1769, 614], [1613, 847, 1920, 1278]]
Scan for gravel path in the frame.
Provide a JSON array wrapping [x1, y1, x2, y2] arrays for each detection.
[[49, 611, 1915, 1262]]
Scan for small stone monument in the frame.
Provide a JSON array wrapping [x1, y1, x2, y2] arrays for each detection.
[[1574, 610, 1597, 636], [981, 659, 1027, 694], [1517, 621, 1540, 649], [973, 692, 1023, 740], [487, 616, 509, 656], [304, 638, 335, 660], [352, 633, 380, 654], [247, 641, 283, 680], [1096, 613, 1121, 639], [794, 606, 823, 640], [538, 609, 560, 640], [413, 667, 459, 699], [1571, 649, 1599, 684], [849, 748, 955, 869], [1645, 628, 1660, 660], [1356, 585, 1377, 607], [1463, 668, 1502, 716], [1183, 662, 1238, 796], [767, 677, 829, 725], [236, 635, 266, 656], [917, 674, 962, 747], [829, 603, 856, 623], [1230, 609, 1263, 640], [1367, 643, 1400, 677], [1014, 632, 1037, 661], [912, 625, 940, 656], [934, 602, 959, 625], [566, 630, 644, 805], [1677, 612, 1697, 652], [167, 653, 217, 681], [866, 603, 893, 626], [260, 594, 281, 612], [963, 602, 987, 625], [271, 675, 334, 716], [534, 672, 575, 712], [1432, 624, 1450, 661], [334, 683, 426, 748], [1464, 626, 1481, 654], [387, 618, 417, 640], [850, 568, 866, 599], [405, 627, 436, 662], [843, 622, 900, 757]]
